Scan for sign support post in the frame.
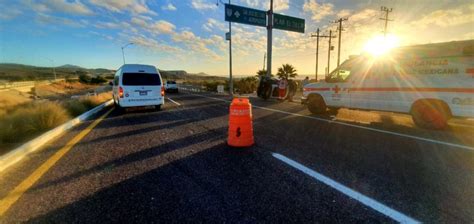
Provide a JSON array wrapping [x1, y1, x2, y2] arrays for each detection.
[[228, 0, 233, 96], [266, 0, 273, 78]]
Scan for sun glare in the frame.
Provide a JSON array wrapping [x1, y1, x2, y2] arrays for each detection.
[[363, 34, 400, 57]]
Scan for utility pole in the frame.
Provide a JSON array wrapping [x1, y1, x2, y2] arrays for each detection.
[[310, 28, 331, 81], [333, 17, 348, 68], [263, 53, 266, 70], [380, 6, 393, 38], [228, 0, 233, 96], [266, 0, 273, 78], [311, 28, 331, 81], [327, 30, 336, 76]]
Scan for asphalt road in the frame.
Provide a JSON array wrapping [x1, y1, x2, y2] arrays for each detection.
[[1, 90, 473, 223]]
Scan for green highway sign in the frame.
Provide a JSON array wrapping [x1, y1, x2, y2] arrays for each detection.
[[273, 13, 305, 33], [225, 4, 267, 27]]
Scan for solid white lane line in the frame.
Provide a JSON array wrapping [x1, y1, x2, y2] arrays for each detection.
[[272, 153, 420, 223], [189, 92, 474, 151], [166, 97, 181, 106]]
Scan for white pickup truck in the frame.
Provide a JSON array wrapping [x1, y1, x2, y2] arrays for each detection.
[[302, 40, 474, 129]]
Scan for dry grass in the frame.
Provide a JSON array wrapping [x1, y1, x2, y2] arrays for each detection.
[[0, 90, 32, 116], [0, 101, 70, 144], [63, 92, 111, 116], [35, 80, 94, 97], [0, 89, 111, 155]]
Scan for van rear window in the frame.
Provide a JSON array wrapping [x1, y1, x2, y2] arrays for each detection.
[[122, 73, 161, 86]]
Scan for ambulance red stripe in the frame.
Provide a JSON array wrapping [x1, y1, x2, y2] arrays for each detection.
[[304, 87, 331, 91]]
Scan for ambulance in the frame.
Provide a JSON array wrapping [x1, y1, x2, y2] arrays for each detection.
[[301, 40, 474, 129]]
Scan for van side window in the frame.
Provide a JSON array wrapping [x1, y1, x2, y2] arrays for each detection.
[[114, 76, 119, 85]]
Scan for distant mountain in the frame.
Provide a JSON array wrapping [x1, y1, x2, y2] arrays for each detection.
[[0, 63, 114, 81], [159, 70, 187, 76], [195, 72, 209, 76], [57, 64, 83, 69]]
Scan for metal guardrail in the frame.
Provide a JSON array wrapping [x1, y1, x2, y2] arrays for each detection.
[[178, 84, 207, 93], [0, 79, 68, 90]]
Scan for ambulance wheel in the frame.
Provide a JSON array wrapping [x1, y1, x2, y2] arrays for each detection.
[[307, 94, 327, 114], [411, 100, 450, 130]]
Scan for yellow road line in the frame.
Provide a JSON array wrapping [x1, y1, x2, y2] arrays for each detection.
[[0, 108, 114, 217]]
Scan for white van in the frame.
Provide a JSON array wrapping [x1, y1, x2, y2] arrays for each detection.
[[112, 64, 164, 111], [302, 40, 474, 129]]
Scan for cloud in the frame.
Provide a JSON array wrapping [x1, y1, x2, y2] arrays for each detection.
[[46, 0, 93, 15], [272, 0, 289, 12], [303, 0, 334, 22], [191, 0, 217, 11], [161, 3, 176, 11], [0, 7, 22, 20], [94, 21, 121, 29], [337, 9, 351, 18], [129, 34, 183, 54], [241, 0, 288, 12], [89, 0, 157, 15], [202, 18, 227, 32], [242, 0, 259, 8], [172, 30, 224, 60], [412, 4, 474, 28], [22, 0, 93, 15], [36, 13, 86, 27], [89, 31, 113, 40], [154, 20, 175, 34], [131, 17, 176, 35]]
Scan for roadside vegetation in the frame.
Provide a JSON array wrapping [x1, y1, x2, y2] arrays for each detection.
[[0, 90, 111, 155]]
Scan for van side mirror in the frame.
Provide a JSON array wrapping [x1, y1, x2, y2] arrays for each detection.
[[108, 81, 113, 86]]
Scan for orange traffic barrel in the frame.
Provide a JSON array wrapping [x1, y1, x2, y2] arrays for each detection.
[[228, 97, 254, 147]]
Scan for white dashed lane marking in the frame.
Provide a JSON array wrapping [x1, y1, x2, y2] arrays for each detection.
[[166, 97, 181, 106], [272, 153, 420, 223]]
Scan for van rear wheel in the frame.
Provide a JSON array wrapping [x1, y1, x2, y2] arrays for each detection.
[[411, 100, 450, 130], [307, 94, 327, 114], [154, 105, 162, 111]]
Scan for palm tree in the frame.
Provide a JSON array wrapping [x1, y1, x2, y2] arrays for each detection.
[[256, 69, 271, 78], [276, 64, 297, 79]]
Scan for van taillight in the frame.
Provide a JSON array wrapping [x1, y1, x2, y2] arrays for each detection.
[[119, 86, 124, 98], [161, 86, 165, 96]]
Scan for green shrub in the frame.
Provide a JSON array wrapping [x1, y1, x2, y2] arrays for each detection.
[[90, 76, 107, 84], [203, 81, 224, 92], [235, 77, 258, 94], [79, 74, 92, 83]]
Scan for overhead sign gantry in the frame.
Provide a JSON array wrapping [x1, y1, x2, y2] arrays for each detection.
[[224, 3, 305, 78]]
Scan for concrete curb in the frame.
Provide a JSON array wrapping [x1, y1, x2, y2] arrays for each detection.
[[0, 99, 114, 173]]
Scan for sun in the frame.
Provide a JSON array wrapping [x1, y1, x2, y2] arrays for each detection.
[[363, 34, 400, 57]]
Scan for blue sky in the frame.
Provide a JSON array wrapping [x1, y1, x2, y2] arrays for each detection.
[[0, 0, 473, 76]]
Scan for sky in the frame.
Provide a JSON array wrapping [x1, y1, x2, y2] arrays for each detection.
[[0, 0, 473, 76]]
